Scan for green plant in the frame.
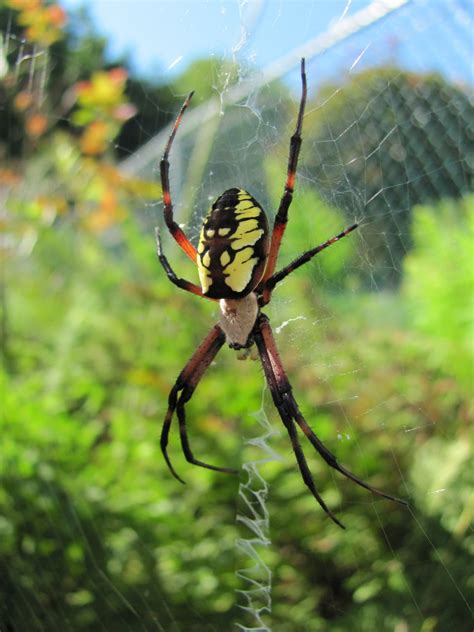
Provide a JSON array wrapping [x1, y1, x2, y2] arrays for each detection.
[[403, 194, 474, 390]]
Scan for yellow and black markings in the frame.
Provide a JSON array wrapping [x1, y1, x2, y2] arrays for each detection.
[[197, 188, 269, 299]]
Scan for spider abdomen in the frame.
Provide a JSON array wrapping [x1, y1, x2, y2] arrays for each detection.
[[197, 188, 269, 299]]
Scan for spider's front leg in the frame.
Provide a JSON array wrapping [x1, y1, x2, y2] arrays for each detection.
[[253, 314, 407, 528], [155, 228, 216, 300], [161, 323, 238, 483], [258, 58, 307, 290], [160, 90, 198, 263], [259, 222, 359, 306]]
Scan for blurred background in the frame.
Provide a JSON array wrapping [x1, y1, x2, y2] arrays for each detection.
[[1, 1, 473, 630]]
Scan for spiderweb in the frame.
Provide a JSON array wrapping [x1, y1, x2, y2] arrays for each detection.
[[2, 1, 473, 631]]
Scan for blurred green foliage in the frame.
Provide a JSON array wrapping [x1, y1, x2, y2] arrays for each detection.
[[403, 194, 474, 390], [1, 4, 473, 630]]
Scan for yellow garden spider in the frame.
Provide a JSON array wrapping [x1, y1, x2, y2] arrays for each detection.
[[156, 59, 406, 528]]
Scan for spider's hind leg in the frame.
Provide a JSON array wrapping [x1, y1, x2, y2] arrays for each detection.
[[254, 314, 345, 528], [175, 385, 238, 476], [161, 384, 184, 483], [253, 314, 407, 527], [160, 323, 238, 483], [289, 403, 407, 507]]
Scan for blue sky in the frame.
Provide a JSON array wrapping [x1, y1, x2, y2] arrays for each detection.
[[63, 0, 373, 78], [61, 0, 473, 96]]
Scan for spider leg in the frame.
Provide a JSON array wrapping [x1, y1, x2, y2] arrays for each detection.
[[160, 91, 198, 263], [260, 223, 359, 305], [258, 58, 307, 291], [175, 388, 238, 475], [289, 407, 407, 506], [161, 384, 183, 482], [254, 314, 407, 525], [155, 228, 216, 301], [278, 398, 345, 529], [160, 324, 238, 483], [254, 314, 345, 528]]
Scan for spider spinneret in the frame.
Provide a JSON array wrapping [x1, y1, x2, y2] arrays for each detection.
[[156, 58, 407, 528]]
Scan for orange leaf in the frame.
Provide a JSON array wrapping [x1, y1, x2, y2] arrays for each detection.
[[108, 67, 128, 85], [80, 121, 109, 155], [26, 112, 48, 137], [0, 169, 21, 187], [86, 188, 126, 232], [45, 4, 67, 27], [14, 91, 34, 111], [6, 0, 41, 10]]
